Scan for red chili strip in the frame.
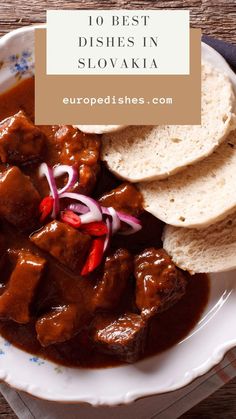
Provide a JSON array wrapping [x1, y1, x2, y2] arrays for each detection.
[[39, 196, 54, 222], [81, 237, 105, 276], [61, 210, 81, 228], [80, 221, 108, 237]]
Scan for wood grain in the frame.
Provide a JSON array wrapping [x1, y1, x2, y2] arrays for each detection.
[[0, 0, 235, 43], [182, 377, 236, 418], [0, 394, 16, 418], [0, 1, 236, 418]]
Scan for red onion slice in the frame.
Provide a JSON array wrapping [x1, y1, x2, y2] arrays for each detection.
[[117, 211, 142, 235], [67, 203, 89, 214], [101, 207, 109, 216], [38, 163, 142, 239], [102, 206, 141, 235], [103, 217, 111, 253], [60, 192, 102, 223], [107, 207, 121, 234], [39, 163, 59, 218], [53, 165, 78, 195]]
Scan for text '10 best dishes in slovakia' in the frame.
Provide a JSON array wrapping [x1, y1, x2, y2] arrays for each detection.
[[0, 63, 234, 367]]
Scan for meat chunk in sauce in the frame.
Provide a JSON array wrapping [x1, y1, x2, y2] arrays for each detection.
[[93, 249, 133, 310], [135, 248, 187, 318], [0, 111, 45, 164], [36, 304, 79, 346], [0, 251, 46, 324], [92, 313, 147, 363], [54, 125, 100, 194], [99, 183, 143, 216], [0, 166, 40, 230], [30, 220, 91, 273]]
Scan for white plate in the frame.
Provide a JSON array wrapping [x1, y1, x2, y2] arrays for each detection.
[[0, 25, 236, 405]]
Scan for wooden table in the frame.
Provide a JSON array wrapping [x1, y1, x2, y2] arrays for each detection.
[[0, 1, 235, 418]]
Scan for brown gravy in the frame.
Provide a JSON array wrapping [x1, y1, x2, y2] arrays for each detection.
[[0, 273, 209, 368], [0, 78, 209, 368]]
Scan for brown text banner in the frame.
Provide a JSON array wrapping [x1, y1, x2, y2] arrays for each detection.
[[35, 29, 201, 125]]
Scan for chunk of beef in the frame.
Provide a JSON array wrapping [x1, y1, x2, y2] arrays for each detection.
[[0, 251, 46, 324], [0, 166, 40, 230], [92, 313, 147, 363], [54, 125, 100, 194], [0, 111, 45, 164], [99, 183, 143, 217], [30, 220, 91, 273], [36, 304, 79, 346], [92, 249, 133, 310], [134, 248, 187, 318]]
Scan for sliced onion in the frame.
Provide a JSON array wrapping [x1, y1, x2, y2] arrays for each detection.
[[67, 203, 89, 214], [103, 217, 111, 253], [53, 165, 78, 195], [102, 207, 121, 234], [39, 163, 59, 218], [101, 207, 109, 216], [60, 192, 102, 223], [117, 211, 142, 235]]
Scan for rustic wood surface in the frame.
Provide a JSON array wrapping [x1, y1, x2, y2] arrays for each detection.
[[0, 0, 235, 418], [0, 0, 236, 43], [0, 394, 16, 418]]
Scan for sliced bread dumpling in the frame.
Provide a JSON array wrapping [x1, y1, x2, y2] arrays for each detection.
[[139, 129, 236, 229], [102, 63, 236, 182], [163, 212, 236, 273], [73, 125, 127, 134]]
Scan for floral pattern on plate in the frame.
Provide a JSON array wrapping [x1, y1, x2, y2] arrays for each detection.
[[0, 50, 34, 80]]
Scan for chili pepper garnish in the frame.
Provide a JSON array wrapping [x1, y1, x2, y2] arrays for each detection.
[[60, 210, 81, 228], [39, 196, 54, 222], [80, 221, 108, 237], [81, 237, 105, 276]]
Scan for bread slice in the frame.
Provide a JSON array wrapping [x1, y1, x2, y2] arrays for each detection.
[[101, 63, 236, 182], [73, 125, 127, 134], [139, 129, 236, 228], [163, 212, 236, 273]]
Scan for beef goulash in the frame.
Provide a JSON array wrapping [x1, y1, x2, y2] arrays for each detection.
[[0, 78, 209, 368]]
